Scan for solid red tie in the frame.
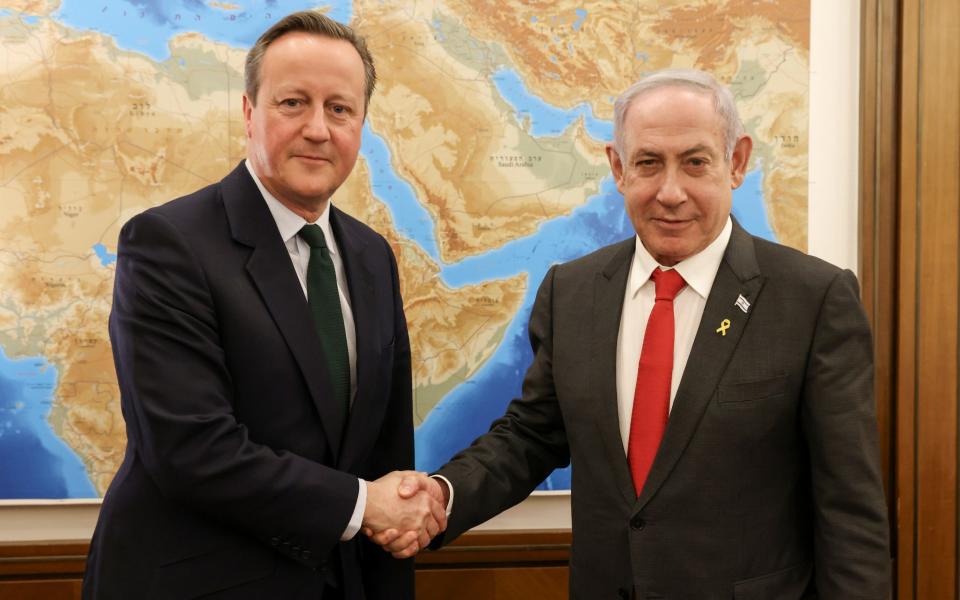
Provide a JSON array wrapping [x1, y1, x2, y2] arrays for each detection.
[[628, 267, 686, 496]]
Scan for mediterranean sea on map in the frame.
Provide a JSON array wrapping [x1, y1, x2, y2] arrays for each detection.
[[0, 0, 790, 498]]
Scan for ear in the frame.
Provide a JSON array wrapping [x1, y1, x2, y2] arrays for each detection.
[[242, 94, 254, 139], [606, 144, 626, 192], [729, 135, 753, 189]]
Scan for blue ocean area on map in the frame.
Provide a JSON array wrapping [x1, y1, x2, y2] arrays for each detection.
[[52, 0, 353, 61], [732, 168, 776, 242], [0, 347, 97, 498], [360, 126, 442, 262]]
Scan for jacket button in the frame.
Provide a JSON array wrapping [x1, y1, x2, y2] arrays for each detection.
[[301, 549, 311, 560], [270, 537, 280, 547], [630, 516, 645, 530]]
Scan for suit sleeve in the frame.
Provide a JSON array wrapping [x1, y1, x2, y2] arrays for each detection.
[[801, 269, 891, 597], [110, 210, 358, 567], [435, 265, 571, 542]]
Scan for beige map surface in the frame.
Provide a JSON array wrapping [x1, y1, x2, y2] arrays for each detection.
[[0, 0, 809, 496]]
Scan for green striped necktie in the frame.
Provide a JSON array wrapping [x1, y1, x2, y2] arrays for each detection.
[[298, 224, 349, 431]]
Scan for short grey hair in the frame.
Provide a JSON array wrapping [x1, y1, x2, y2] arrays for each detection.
[[612, 68, 744, 162]]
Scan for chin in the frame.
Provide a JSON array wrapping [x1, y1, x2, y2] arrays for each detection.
[[651, 244, 694, 265], [290, 179, 334, 196], [298, 190, 336, 205]]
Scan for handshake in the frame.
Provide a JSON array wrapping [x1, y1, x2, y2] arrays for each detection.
[[360, 471, 450, 559]]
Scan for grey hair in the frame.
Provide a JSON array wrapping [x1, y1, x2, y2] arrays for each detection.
[[612, 68, 744, 162]]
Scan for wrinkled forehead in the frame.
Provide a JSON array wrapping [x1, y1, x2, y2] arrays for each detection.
[[621, 87, 725, 154]]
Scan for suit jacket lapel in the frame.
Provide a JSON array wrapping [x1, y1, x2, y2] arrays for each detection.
[[636, 221, 765, 511], [331, 208, 386, 472], [221, 163, 344, 458], [590, 239, 641, 508]]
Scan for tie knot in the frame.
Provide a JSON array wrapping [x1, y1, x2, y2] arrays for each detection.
[[651, 267, 686, 301], [299, 224, 327, 249]]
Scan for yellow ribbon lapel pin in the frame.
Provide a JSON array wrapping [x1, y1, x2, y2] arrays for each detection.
[[716, 319, 731, 336]]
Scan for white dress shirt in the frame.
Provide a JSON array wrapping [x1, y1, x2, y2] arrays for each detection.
[[615, 217, 732, 454], [245, 161, 366, 541]]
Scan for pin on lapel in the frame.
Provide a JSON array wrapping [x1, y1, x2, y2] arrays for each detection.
[[735, 294, 750, 313], [716, 319, 731, 336]]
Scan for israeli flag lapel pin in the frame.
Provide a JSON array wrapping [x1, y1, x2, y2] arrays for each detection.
[[735, 294, 750, 314]]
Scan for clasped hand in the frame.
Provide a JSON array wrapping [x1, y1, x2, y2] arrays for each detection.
[[361, 471, 447, 558]]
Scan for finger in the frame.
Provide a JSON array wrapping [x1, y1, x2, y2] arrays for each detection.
[[423, 514, 440, 539], [417, 529, 430, 551], [391, 541, 419, 559], [425, 478, 445, 504], [361, 527, 373, 537], [428, 495, 447, 531], [397, 474, 426, 498], [384, 530, 419, 553], [370, 528, 400, 547]]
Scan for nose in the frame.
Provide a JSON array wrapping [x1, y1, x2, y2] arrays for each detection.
[[302, 108, 331, 142], [655, 167, 687, 206]]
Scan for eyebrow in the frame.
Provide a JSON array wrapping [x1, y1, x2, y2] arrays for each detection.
[[271, 87, 360, 104], [680, 144, 716, 158], [629, 144, 717, 161]]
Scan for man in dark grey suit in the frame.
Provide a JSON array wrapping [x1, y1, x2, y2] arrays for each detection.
[[384, 69, 891, 599], [84, 11, 443, 599]]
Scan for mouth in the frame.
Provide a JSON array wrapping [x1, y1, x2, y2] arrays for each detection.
[[293, 154, 331, 164], [653, 218, 693, 230]]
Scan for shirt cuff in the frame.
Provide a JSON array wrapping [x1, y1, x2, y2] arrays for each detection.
[[431, 474, 454, 516], [340, 478, 366, 541]]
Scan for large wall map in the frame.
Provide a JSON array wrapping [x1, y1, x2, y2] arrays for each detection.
[[0, 0, 809, 498]]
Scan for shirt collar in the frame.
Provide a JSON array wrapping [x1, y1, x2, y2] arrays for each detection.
[[628, 216, 732, 299], [245, 160, 338, 256]]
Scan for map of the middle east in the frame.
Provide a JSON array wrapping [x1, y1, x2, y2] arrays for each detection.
[[0, 0, 809, 498]]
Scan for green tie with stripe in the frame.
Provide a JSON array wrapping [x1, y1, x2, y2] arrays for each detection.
[[298, 224, 349, 433]]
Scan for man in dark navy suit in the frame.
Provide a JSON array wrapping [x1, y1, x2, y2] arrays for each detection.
[[84, 11, 443, 599]]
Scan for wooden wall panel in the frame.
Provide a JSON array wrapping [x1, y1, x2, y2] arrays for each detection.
[[416, 567, 568, 600], [0, 581, 83, 600], [0, 542, 87, 600], [895, 0, 921, 594], [859, 0, 900, 542], [0, 532, 571, 600], [912, 1, 960, 598], [862, 0, 960, 597]]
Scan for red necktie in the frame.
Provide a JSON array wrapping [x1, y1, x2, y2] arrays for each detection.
[[628, 267, 686, 496]]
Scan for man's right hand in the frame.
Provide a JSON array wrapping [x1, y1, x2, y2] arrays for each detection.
[[362, 471, 447, 559]]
